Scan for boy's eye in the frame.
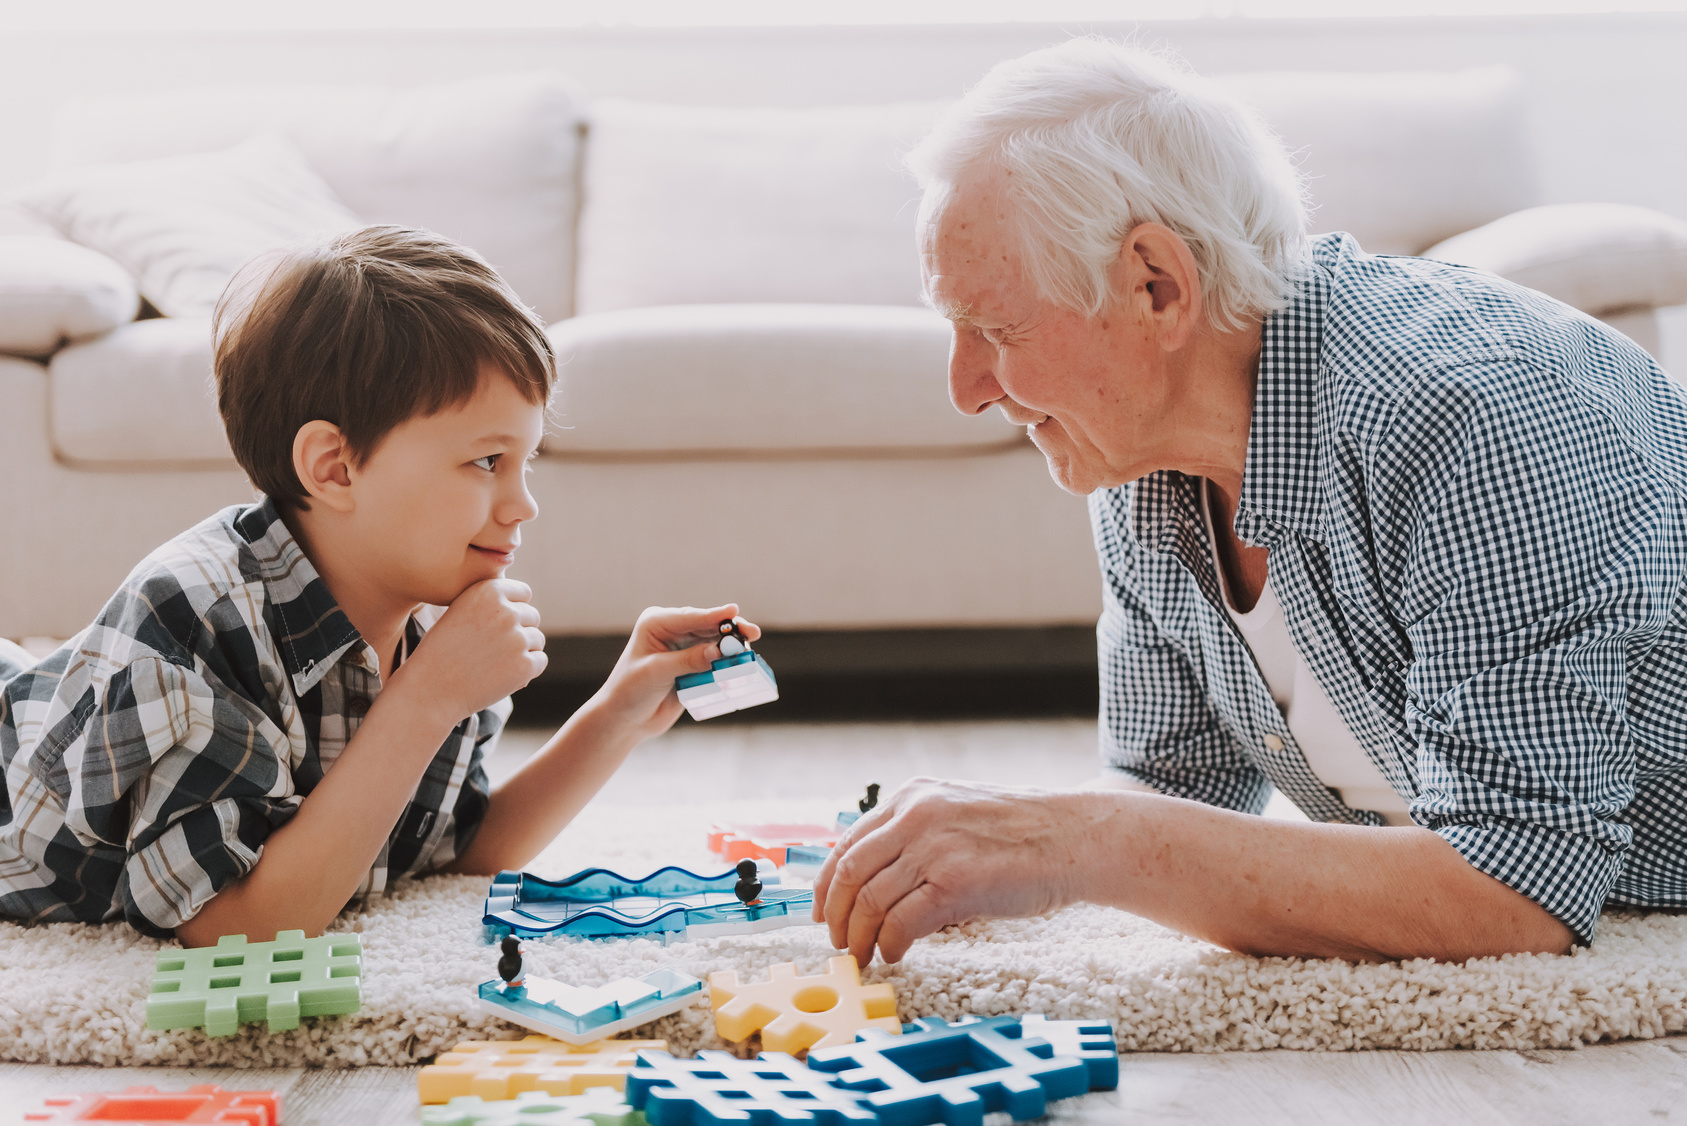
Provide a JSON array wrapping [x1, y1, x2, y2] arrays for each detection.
[[472, 455, 499, 472]]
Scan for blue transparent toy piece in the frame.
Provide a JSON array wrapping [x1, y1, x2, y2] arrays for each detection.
[[806, 1015, 1117, 1126], [782, 843, 832, 880], [482, 865, 815, 941], [674, 651, 778, 720], [476, 967, 704, 1045]]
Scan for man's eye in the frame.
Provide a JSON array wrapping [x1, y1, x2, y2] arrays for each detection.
[[472, 455, 499, 472]]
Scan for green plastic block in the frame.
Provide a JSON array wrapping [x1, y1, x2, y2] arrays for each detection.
[[421, 1088, 645, 1126], [146, 930, 363, 1036]]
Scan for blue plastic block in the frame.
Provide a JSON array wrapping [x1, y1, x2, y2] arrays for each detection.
[[476, 968, 705, 1045], [624, 1049, 876, 1126], [805, 1016, 1101, 1126], [674, 652, 779, 721], [1018, 1015, 1120, 1091], [482, 865, 814, 942], [782, 844, 832, 880]]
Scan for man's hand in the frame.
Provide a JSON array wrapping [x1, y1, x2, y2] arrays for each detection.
[[395, 578, 546, 721], [591, 604, 762, 741], [812, 777, 1086, 965]]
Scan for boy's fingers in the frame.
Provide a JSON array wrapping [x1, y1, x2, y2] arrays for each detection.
[[495, 578, 535, 603], [522, 627, 546, 652]]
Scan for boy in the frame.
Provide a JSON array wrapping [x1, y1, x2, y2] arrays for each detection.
[[0, 226, 755, 946]]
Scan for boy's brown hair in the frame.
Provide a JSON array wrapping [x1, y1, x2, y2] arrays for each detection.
[[213, 225, 554, 510]]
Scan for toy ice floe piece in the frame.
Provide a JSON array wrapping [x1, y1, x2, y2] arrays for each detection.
[[674, 618, 778, 720], [482, 863, 815, 941], [782, 843, 833, 881], [706, 819, 840, 866], [476, 962, 705, 1045]]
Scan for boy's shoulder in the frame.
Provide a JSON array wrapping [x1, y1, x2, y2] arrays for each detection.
[[29, 500, 335, 699]]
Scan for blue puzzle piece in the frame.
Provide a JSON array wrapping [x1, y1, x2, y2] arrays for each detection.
[[483, 865, 815, 941], [476, 967, 705, 1045], [1019, 1015, 1120, 1091], [806, 1016, 1104, 1126], [625, 1049, 877, 1126]]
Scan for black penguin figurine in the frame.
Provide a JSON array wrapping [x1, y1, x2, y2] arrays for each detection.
[[734, 858, 763, 905], [497, 934, 526, 989], [859, 783, 881, 814], [718, 618, 748, 658]]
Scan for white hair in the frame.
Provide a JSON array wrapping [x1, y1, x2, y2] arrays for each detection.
[[907, 38, 1309, 331]]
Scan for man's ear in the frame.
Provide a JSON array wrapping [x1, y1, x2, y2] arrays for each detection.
[[1114, 222, 1204, 351], [292, 421, 357, 514]]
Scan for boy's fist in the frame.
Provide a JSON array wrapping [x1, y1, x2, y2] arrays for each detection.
[[402, 578, 547, 722]]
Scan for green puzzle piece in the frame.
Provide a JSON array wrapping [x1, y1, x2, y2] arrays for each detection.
[[421, 1088, 646, 1126], [146, 930, 363, 1036]]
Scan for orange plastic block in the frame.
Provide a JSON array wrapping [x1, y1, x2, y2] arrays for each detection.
[[708, 953, 900, 1055], [418, 1034, 668, 1104], [23, 1085, 277, 1125], [706, 822, 839, 866]]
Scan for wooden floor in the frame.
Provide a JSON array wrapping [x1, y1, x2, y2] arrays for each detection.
[[7, 1038, 1686, 1125], [4, 718, 1681, 1125]]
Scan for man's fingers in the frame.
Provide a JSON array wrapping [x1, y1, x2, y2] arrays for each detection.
[[875, 882, 950, 964], [846, 854, 922, 966], [823, 819, 908, 950]]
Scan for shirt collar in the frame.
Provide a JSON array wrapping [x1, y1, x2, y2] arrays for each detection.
[[234, 497, 364, 696], [1128, 236, 1340, 556], [1234, 245, 1335, 546]]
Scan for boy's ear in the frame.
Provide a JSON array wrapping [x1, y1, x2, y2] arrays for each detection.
[[292, 421, 357, 514]]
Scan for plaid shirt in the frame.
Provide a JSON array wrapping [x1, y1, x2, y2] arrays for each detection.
[[0, 499, 502, 938], [1097, 233, 1687, 945]]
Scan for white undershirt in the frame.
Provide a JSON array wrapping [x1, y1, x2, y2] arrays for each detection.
[[1201, 482, 1413, 825]]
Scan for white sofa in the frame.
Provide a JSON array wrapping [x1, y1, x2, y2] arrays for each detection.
[[4, 63, 1687, 642]]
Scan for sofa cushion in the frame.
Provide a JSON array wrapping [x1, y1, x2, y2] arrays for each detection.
[[545, 304, 1021, 456], [1423, 203, 1687, 316], [47, 73, 584, 322], [49, 317, 230, 465], [17, 135, 362, 318], [575, 99, 944, 314], [0, 236, 138, 358], [1216, 67, 1538, 255]]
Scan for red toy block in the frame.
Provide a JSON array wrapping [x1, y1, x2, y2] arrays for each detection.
[[23, 1085, 279, 1125], [705, 821, 839, 866]]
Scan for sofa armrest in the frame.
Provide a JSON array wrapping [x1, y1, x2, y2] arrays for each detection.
[[1423, 203, 1687, 316], [0, 235, 139, 359]]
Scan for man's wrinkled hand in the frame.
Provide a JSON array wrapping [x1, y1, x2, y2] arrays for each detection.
[[811, 777, 1086, 964]]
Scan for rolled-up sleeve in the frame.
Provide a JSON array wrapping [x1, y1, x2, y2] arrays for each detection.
[[97, 656, 298, 937], [1388, 361, 1678, 944], [1092, 488, 1272, 813]]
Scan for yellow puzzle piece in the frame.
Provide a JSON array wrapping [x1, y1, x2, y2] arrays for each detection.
[[417, 1034, 667, 1104], [708, 953, 900, 1055]]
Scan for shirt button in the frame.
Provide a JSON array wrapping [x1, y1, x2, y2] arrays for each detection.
[[1263, 734, 1285, 751]]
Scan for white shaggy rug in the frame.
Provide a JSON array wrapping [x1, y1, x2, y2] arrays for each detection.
[[1, 796, 1684, 1067]]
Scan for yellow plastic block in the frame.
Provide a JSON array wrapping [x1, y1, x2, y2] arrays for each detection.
[[418, 1035, 667, 1104], [708, 954, 900, 1055]]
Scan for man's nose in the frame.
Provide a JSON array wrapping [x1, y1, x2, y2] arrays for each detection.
[[948, 328, 1003, 417]]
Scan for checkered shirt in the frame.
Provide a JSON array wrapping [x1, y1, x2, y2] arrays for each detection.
[[0, 499, 503, 938], [1095, 232, 1687, 945]]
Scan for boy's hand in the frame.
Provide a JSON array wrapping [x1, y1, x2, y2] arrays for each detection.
[[398, 578, 547, 722], [591, 604, 761, 741]]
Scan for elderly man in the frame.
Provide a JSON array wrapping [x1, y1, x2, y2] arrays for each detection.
[[813, 39, 1687, 965]]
